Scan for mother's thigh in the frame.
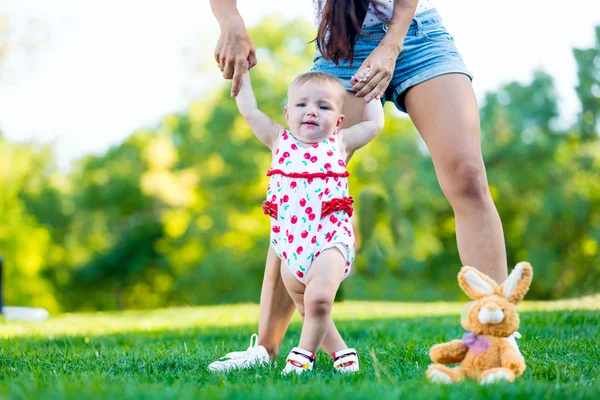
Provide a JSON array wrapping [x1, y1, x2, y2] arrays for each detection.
[[404, 74, 488, 201]]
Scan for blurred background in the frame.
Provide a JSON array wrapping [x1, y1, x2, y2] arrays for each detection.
[[0, 0, 599, 312]]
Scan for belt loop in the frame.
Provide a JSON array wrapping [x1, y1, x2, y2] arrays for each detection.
[[414, 14, 423, 36]]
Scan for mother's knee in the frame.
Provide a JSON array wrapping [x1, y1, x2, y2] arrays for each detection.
[[441, 159, 490, 206]]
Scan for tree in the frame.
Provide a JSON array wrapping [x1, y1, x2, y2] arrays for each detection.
[[0, 135, 61, 312], [573, 26, 600, 139]]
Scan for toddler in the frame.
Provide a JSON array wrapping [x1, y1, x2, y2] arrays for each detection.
[[234, 68, 384, 374]]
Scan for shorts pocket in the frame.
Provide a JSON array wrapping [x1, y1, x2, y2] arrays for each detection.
[[421, 26, 454, 43]]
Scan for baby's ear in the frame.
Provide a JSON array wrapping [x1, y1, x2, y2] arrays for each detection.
[[458, 266, 499, 300], [337, 113, 345, 129], [499, 262, 533, 304]]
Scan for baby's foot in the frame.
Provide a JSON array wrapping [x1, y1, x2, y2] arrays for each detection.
[[333, 348, 359, 373], [281, 347, 315, 375]]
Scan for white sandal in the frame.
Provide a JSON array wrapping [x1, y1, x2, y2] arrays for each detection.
[[333, 348, 359, 373], [281, 347, 315, 375]]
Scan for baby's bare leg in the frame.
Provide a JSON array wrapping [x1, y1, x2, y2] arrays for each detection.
[[301, 249, 346, 353], [321, 319, 349, 356], [280, 251, 348, 354]]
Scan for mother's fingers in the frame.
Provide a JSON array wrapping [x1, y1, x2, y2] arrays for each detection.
[[230, 58, 247, 97], [247, 50, 257, 70], [355, 71, 386, 98], [365, 75, 391, 102], [222, 59, 235, 80]]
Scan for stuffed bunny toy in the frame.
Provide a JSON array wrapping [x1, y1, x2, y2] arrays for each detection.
[[427, 262, 533, 384]]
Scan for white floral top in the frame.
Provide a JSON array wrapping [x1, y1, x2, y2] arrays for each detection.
[[312, 0, 435, 28]]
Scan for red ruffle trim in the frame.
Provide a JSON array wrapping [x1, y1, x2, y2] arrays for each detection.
[[262, 196, 353, 219], [321, 196, 354, 218], [262, 200, 278, 219], [266, 169, 349, 178]]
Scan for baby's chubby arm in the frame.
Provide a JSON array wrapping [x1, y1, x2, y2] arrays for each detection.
[[235, 70, 285, 149], [338, 99, 384, 157]]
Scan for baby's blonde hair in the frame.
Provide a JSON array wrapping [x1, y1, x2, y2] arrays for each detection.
[[288, 71, 347, 107]]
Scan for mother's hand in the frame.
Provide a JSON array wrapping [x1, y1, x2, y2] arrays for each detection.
[[215, 15, 257, 97], [350, 43, 399, 102]]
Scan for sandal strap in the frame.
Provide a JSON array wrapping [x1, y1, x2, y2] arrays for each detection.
[[286, 347, 315, 370], [333, 348, 358, 369], [290, 347, 315, 360]]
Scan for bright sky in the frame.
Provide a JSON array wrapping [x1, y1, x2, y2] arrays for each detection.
[[1, 0, 599, 170]]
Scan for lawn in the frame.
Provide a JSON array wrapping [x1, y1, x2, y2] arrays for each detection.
[[1, 296, 599, 399]]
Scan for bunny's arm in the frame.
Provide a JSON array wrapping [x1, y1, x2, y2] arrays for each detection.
[[429, 340, 469, 364], [499, 340, 526, 376]]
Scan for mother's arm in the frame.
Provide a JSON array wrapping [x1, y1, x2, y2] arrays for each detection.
[[351, 0, 418, 102]]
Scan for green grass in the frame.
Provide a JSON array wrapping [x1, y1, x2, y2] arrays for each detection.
[[1, 298, 599, 399]]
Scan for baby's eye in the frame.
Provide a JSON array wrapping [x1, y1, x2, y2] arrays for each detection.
[[296, 103, 306, 107], [319, 105, 329, 110]]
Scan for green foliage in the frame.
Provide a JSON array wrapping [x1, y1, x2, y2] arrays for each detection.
[[0, 19, 599, 311], [0, 139, 61, 312], [573, 26, 600, 139]]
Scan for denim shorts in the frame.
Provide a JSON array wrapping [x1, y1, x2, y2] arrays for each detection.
[[311, 8, 472, 113]]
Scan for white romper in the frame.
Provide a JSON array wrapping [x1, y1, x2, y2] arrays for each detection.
[[264, 130, 355, 284]]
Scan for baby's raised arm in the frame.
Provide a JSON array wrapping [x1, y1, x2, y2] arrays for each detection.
[[235, 70, 285, 149], [339, 99, 385, 156]]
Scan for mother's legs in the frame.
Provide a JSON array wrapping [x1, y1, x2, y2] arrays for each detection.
[[405, 73, 508, 282], [256, 246, 296, 359]]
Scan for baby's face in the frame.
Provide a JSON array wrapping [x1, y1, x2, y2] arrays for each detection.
[[285, 81, 345, 143]]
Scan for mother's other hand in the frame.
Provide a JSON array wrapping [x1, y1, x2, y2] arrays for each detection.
[[350, 43, 399, 102]]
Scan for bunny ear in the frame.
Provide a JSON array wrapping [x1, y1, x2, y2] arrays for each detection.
[[458, 266, 499, 300], [500, 262, 533, 304]]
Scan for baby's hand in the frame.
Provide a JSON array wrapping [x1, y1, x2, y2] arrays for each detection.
[[350, 66, 371, 85]]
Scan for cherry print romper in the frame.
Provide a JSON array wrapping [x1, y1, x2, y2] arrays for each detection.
[[263, 129, 355, 284]]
